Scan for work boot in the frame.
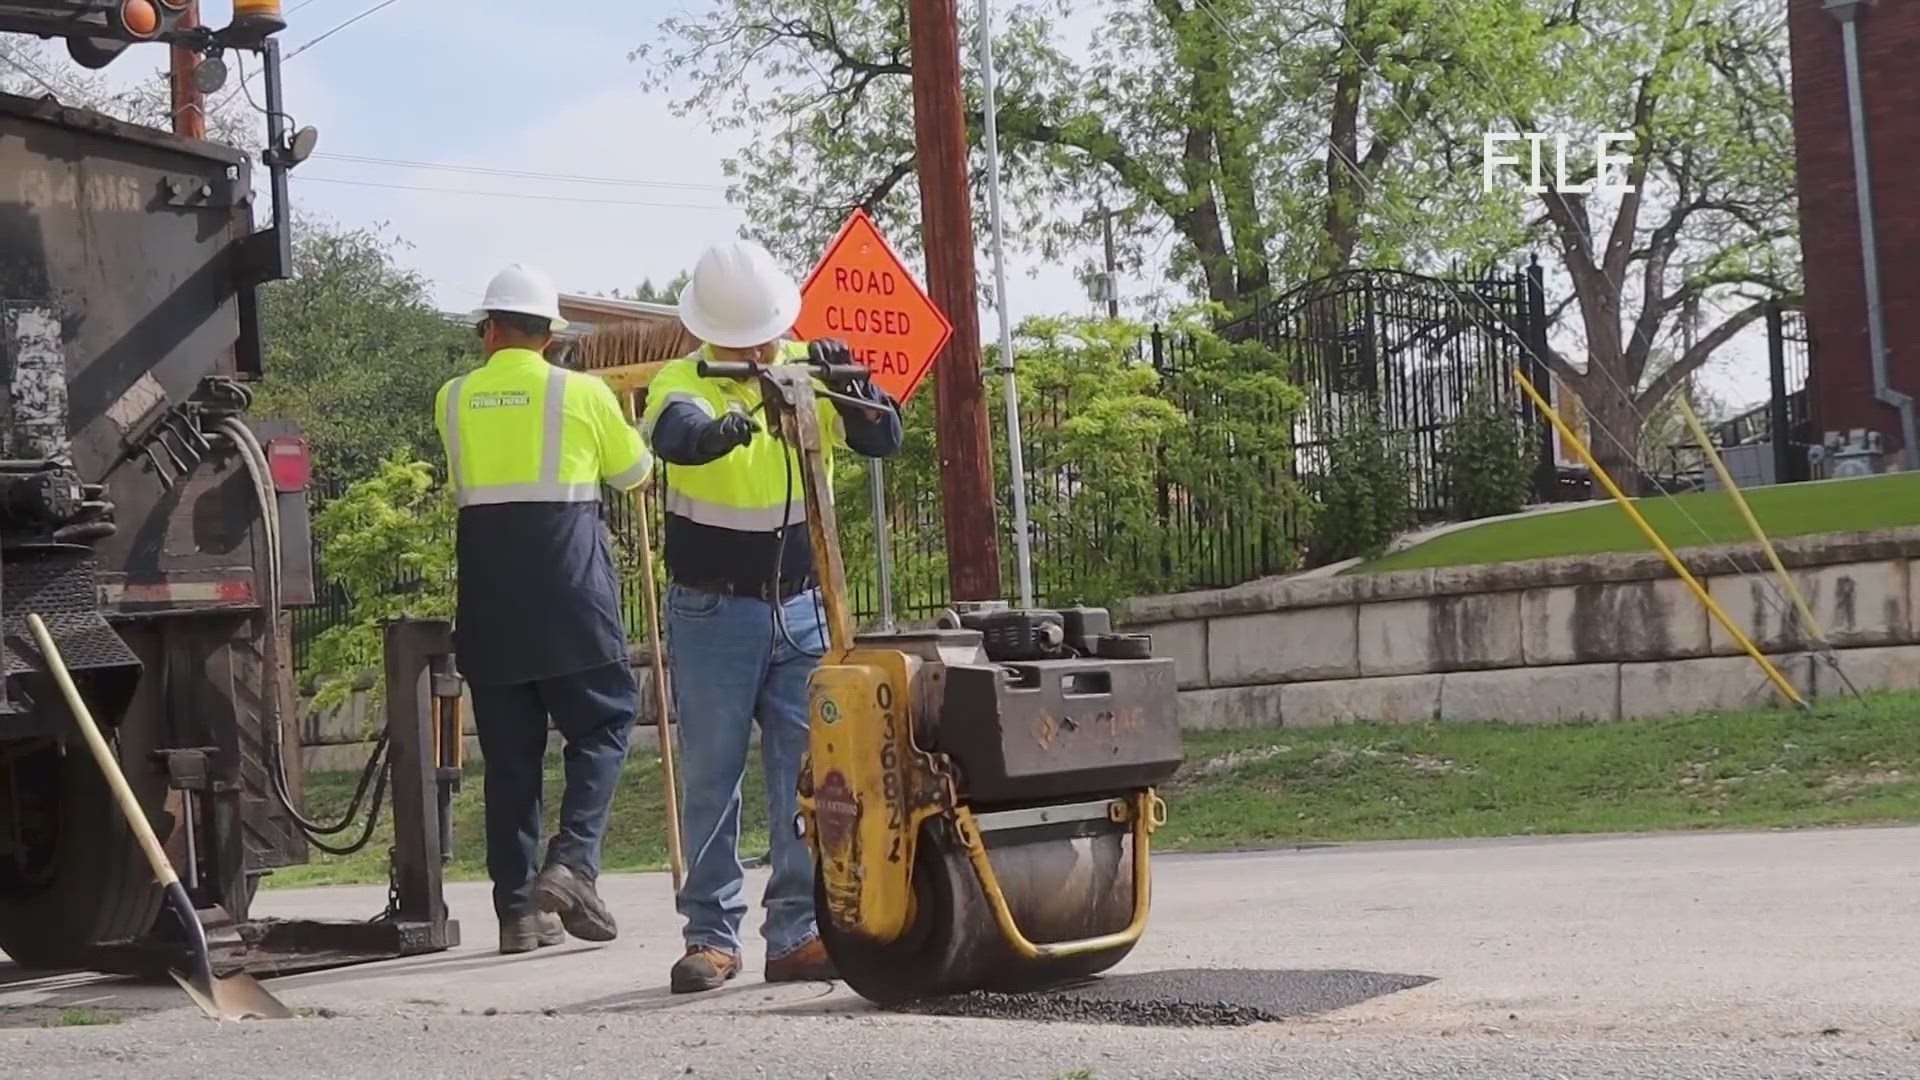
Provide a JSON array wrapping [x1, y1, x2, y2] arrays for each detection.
[[533, 861, 618, 942], [764, 938, 837, 984], [499, 911, 565, 955], [669, 946, 741, 994]]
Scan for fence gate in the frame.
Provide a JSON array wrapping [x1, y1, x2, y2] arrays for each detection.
[[1182, 263, 1556, 520]]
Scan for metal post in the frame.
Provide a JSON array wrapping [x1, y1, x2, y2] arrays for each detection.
[[869, 459, 896, 631], [1766, 301, 1794, 483], [381, 618, 451, 928], [1101, 202, 1120, 320], [1523, 257, 1558, 500], [975, 0, 1034, 609], [908, 0, 1004, 602]]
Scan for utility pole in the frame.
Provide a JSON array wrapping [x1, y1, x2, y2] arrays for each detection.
[[169, 2, 204, 139], [1099, 201, 1119, 319], [907, 0, 1003, 602]]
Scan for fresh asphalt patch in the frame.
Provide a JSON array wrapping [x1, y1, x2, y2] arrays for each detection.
[[894, 968, 1436, 1027]]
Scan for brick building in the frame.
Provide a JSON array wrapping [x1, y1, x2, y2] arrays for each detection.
[[1787, 0, 1920, 460]]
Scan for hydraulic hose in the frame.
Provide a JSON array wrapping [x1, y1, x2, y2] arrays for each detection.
[[217, 418, 388, 852]]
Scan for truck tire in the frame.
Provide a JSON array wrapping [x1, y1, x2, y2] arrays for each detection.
[[0, 742, 167, 969]]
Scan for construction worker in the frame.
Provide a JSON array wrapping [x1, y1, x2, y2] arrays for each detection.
[[641, 240, 903, 993], [435, 264, 655, 955]]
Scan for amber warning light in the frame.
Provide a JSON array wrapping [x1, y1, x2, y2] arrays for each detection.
[[266, 436, 311, 493], [118, 0, 158, 37]]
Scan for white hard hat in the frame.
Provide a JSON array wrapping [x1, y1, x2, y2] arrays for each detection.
[[676, 240, 801, 348], [471, 263, 567, 331]]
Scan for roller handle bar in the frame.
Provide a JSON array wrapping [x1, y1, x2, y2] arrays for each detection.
[[695, 359, 889, 416], [696, 359, 873, 384]]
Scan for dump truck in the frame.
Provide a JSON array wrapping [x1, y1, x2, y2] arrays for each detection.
[[0, 1, 458, 976]]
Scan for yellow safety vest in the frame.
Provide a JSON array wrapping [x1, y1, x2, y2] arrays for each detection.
[[639, 342, 843, 532], [435, 347, 653, 507]]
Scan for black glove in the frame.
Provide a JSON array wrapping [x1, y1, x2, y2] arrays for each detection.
[[693, 409, 758, 458], [808, 337, 852, 371], [808, 338, 867, 394]]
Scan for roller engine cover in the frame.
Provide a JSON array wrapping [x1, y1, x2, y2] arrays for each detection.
[[959, 608, 1070, 662], [936, 656, 1181, 805]]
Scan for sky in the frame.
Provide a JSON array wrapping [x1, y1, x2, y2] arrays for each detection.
[[73, 0, 1773, 413]]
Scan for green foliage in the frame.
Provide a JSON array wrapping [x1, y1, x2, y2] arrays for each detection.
[[829, 312, 1313, 614], [634, 0, 1537, 307], [1309, 410, 1413, 563], [1440, 388, 1536, 520], [988, 316, 1186, 606], [303, 455, 454, 714], [252, 220, 475, 490]]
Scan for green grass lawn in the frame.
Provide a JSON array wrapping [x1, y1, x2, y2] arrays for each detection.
[[268, 689, 1920, 890], [1353, 471, 1920, 574]]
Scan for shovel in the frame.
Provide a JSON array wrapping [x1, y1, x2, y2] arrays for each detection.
[[24, 613, 293, 1021]]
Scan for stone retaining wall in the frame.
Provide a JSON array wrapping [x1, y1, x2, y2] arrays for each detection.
[[1114, 527, 1920, 730]]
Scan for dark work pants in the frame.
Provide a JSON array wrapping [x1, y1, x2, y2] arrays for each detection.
[[469, 660, 638, 920]]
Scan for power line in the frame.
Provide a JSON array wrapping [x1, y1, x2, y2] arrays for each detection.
[[308, 152, 725, 192], [292, 173, 738, 211], [212, 0, 407, 115], [283, 0, 405, 62]]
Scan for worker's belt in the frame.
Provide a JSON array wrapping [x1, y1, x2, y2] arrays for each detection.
[[675, 575, 816, 602]]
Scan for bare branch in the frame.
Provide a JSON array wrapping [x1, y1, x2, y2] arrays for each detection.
[[1635, 298, 1769, 412]]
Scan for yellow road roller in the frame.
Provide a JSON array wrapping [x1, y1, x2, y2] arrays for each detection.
[[693, 354, 1183, 1006]]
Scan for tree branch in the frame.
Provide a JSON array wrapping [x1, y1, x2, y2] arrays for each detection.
[[1540, 341, 1587, 392], [848, 158, 915, 215], [1634, 298, 1769, 412], [1601, 73, 1662, 284]]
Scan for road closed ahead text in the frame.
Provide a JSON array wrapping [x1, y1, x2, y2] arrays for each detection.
[[822, 267, 919, 379]]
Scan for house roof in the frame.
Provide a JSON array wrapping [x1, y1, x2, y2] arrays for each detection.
[[556, 293, 679, 324]]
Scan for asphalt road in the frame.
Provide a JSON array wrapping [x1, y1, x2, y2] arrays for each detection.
[[0, 826, 1914, 1078]]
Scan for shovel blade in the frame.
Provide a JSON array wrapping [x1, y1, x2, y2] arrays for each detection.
[[170, 967, 295, 1021]]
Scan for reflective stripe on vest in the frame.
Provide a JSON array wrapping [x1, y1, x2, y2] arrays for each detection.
[[660, 487, 807, 531], [639, 389, 714, 443], [648, 344, 838, 533], [443, 366, 599, 508]]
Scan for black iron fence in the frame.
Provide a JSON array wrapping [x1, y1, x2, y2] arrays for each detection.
[[292, 264, 1556, 679], [1661, 301, 1813, 486], [1206, 264, 1553, 519]]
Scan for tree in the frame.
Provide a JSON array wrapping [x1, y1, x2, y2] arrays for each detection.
[[251, 220, 475, 490], [1486, 0, 1798, 493], [634, 0, 1536, 311], [599, 272, 691, 305], [0, 37, 260, 149]]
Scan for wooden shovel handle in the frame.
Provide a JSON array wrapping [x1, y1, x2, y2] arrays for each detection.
[[24, 613, 178, 887]]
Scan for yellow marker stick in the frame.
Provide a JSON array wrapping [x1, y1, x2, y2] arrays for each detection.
[[1675, 397, 1827, 649], [1510, 367, 1807, 709]]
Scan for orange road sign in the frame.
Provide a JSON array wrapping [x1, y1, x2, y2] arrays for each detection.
[[793, 208, 954, 404]]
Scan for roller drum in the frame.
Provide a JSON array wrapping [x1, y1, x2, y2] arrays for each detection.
[[819, 818, 1137, 1006]]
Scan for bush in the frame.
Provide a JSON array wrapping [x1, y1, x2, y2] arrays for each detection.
[[1440, 387, 1537, 520], [303, 454, 454, 716], [1309, 411, 1413, 562]]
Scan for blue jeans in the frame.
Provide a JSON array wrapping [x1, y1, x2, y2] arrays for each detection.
[[665, 582, 824, 961], [469, 661, 637, 920]]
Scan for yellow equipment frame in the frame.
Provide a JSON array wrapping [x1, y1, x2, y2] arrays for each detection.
[[950, 791, 1165, 961], [740, 360, 1161, 961]]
